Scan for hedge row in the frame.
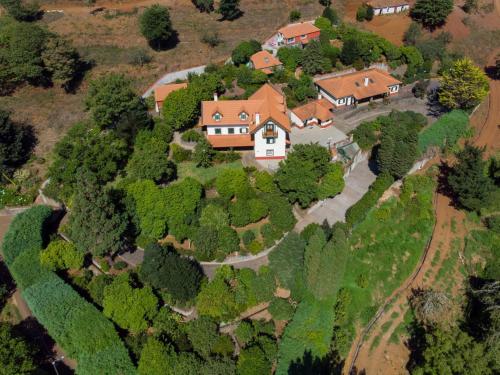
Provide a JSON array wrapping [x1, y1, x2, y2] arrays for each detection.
[[2, 206, 136, 375], [345, 173, 394, 228], [418, 110, 469, 153]]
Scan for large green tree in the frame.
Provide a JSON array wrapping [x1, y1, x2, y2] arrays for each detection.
[[140, 243, 203, 303], [85, 74, 149, 130], [68, 172, 127, 257], [448, 144, 494, 212], [231, 40, 261, 65], [275, 143, 331, 207], [139, 4, 174, 49], [138, 337, 176, 375], [0, 323, 36, 375], [103, 273, 158, 333], [413, 327, 491, 375], [41, 35, 80, 89], [0, 0, 39, 21], [300, 40, 332, 75], [411, 0, 454, 28], [439, 58, 489, 110], [125, 131, 175, 183]]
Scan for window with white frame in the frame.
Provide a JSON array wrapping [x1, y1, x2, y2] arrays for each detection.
[[214, 128, 222, 135], [287, 38, 294, 43], [266, 149, 274, 156], [213, 112, 222, 121], [239, 112, 248, 121], [228, 128, 235, 134], [240, 127, 248, 134], [266, 138, 275, 144], [338, 98, 345, 104]]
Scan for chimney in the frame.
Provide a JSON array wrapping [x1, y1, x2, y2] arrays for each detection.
[[318, 93, 323, 100], [213, 92, 218, 101], [364, 77, 369, 87], [255, 113, 260, 125]]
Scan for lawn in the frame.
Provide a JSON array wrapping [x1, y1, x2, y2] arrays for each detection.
[[177, 161, 243, 184]]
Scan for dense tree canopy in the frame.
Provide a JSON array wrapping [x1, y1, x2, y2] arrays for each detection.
[[41, 35, 80, 88], [140, 243, 204, 303], [85, 74, 149, 130], [0, 0, 39, 21], [139, 5, 174, 49], [275, 144, 334, 207], [439, 58, 489, 110], [103, 273, 158, 333], [68, 172, 127, 257], [40, 240, 84, 271], [125, 130, 175, 183], [411, 0, 454, 28], [0, 323, 36, 375], [300, 40, 332, 75]]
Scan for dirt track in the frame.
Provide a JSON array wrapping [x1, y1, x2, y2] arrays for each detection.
[[348, 50, 500, 375]]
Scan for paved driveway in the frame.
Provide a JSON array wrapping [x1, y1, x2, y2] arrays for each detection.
[[295, 157, 377, 231], [290, 125, 347, 148]]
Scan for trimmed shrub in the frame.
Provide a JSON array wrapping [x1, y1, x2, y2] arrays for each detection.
[[247, 240, 264, 255], [345, 173, 394, 228], [181, 129, 202, 143], [40, 240, 84, 271], [2, 205, 52, 265], [171, 143, 192, 163], [265, 193, 296, 232]]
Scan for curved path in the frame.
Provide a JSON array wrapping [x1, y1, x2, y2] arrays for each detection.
[[118, 158, 376, 279]]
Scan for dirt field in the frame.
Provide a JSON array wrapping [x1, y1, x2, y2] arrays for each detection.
[[338, 0, 411, 46], [347, 50, 500, 375]]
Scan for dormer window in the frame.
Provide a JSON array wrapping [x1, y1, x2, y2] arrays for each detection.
[[213, 112, 222, 121], [239, 112, 248, 121]]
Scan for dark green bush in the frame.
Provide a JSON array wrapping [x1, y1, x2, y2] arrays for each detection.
[[171, 143, 192, 163], [2, 205, 52, 265], [247, 240, 264, 254], [268, 297, 294, 321], [264, 193, 296, 232], [113, 261, 128, 270], [241, 230, 256, 246]]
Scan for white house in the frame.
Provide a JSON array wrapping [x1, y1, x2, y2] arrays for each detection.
[[200, 84, 290, 160], [290, 99, 334, 128], [366, 0, 411, 16], [315, 68, 402, 108]]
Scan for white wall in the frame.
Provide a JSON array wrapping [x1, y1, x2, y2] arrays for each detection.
[[206, 125, 249, 135], [254, 121, 287, 158], [290, 111, 304, 127], [319, 88, 352, 107], [373, 4, 410, 16]]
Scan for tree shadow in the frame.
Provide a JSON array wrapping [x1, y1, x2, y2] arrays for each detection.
[[149, 30, 180, 51], [426, 87, 448, 117], [405, 318, 427, 373], [368, 144, 381, 174], [484, 62, 499, 80], [218, 9, 244, 21], [288, 350, 344, 375], [65, 59, 94, 94]]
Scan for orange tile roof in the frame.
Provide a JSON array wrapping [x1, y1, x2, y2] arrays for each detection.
[[278, 22, 320, 39], [154, 83, 188, 103], [250, 51, 282, 72], [292, 99, 334, 122], [315, 69, 402, 100], [201, 84, 291, 133], [207, 134, 254, 148]]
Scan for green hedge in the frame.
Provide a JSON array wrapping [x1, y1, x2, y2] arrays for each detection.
[[2, 207, 136, 375], [345, 173, 394, 228], [2, 205, 52, 265], [418, 110, 469, 153]]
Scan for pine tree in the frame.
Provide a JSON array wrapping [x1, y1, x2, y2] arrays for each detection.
[[411, 0, 454, 28], [448, 143, 494, 211], [68, 171, 127, 256]]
